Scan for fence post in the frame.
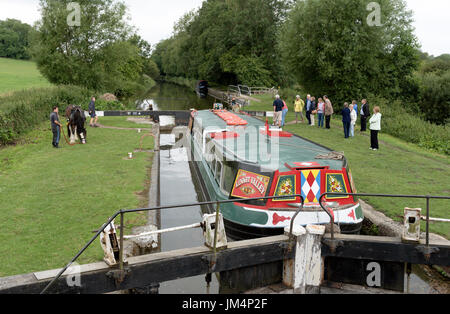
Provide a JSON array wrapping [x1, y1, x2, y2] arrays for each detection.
[[283, 224, 325, 294]]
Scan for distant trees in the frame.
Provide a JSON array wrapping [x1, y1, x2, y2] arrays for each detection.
[[0, 19, 34, 60], [281, 0, 420, 106], [417, 55, 450, 125], [31, 0, 157, 98], [152, 0, 292, 86]]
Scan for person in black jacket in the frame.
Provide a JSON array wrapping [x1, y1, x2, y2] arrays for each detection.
[[360, 99, 370, 132]]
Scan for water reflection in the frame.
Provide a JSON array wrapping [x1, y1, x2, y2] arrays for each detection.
[[158, 129, 219, 294], [136, 82, 214, 111]]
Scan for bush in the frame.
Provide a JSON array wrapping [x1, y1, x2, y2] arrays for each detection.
[[0, 85, 93, 145], [368, 95, 450, 155], [419, 71, 450, 125]]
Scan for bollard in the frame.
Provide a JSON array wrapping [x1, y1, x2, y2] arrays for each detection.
[[402, 208, 421, 243], [283, 224, 325, 294]]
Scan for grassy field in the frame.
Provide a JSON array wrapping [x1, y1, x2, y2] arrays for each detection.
[[0, 117, 155, 276], [0, 58, 52, 95], [248, 95, 450, 238]]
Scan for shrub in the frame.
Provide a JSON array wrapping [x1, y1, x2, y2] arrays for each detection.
[[368, 94, 450, 155], [0, 85, 93, 145]]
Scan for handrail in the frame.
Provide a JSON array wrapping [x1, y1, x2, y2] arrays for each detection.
[[41, 193, 305, 294], [318, 192, 450, 244]]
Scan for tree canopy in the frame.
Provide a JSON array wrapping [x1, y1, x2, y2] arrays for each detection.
[[281, 0, 420, 105], [31, 0, 156, 97], [152, 0, 292, 87], [0, 19, 34, 60]]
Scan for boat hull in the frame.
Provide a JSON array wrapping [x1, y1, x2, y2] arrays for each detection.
[[223, 217, 362, 241]]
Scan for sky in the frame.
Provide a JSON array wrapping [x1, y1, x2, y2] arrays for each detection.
[[0, 0, 449, 56]]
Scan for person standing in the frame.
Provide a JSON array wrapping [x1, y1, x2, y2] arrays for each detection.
[[369, 106, 382, 150], [273, 95, 284, 127], [294, 95, 305, 123], [317, 98, 325, 128], [50, 106, 63, 148], [281, 99, 289, 127], [350, 104, 357, 137], [324, 99, 334, 129], [305, 94, 312, 125], [310, 96, 317, 126], [360, 99, 370, 132], [352, 100, 358, 119], [342, 102, 351, 139], [89, 96, 98, 127]]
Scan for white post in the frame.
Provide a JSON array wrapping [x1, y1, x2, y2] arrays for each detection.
[[283, 224, 325, 294]]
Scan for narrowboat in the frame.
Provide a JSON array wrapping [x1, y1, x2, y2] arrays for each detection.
[[189, 109, 363, 240]]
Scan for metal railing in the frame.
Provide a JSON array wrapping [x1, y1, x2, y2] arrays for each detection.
[[40, 194, 305, 294], [318, 192, 450, 246], [40, 191, 449, 293]]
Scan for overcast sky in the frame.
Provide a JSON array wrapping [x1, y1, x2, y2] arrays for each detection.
[[0, 0, 449, 56]]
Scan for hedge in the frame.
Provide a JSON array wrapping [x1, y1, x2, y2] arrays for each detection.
[[0, 85, 93, 145]]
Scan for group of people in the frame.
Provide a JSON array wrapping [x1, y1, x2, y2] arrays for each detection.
[[50, 96, 98, 148], [273, 94, 382, 151]]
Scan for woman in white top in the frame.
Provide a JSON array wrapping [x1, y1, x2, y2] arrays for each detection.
[[369, 106, 382, 150], [350, 105, 357, 137]]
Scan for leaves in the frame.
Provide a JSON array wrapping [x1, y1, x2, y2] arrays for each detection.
[[31, 0, 152, 97]]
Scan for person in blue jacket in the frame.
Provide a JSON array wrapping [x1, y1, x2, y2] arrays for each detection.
[[342, 102, 351, 139]]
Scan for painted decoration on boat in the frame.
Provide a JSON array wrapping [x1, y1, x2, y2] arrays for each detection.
[[231, 169, 271, 199], [325, 173, 349, 199], [273, 174, 297, 202], [301, 170, 321, 203]]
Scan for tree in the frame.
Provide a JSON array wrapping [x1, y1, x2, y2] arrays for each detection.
[[0, 19, 34, 60], [31, 0, 147, 96], [281, 0, 420, 106], [152, 0, 292, 86], [417, 54, 450, 125]]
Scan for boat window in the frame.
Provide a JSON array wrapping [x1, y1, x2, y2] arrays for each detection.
[[222, 163, 236, 193], [211, 158, 217, 175], [206, 144, 215, 170], [215, 160, 222, 184]]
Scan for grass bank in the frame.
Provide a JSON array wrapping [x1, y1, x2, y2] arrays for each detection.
[[0, 58, 52, 95], [247, 94, 450, 238], [0, 117, 155, 276]]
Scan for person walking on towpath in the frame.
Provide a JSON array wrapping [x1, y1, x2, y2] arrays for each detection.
[[50, 106, 63, 148]]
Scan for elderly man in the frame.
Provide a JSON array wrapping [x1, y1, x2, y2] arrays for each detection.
[[360, 99, 370, 132], [305, 94, 312, 125], [273, 94, 284, 127]]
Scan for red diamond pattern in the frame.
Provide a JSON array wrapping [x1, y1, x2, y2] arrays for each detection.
[[307, 190, 316, 203], [307, 171, 316, 186]]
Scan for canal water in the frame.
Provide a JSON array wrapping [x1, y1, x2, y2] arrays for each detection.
[[139, 82, 447, 294], [142, 83, 219, 294]]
